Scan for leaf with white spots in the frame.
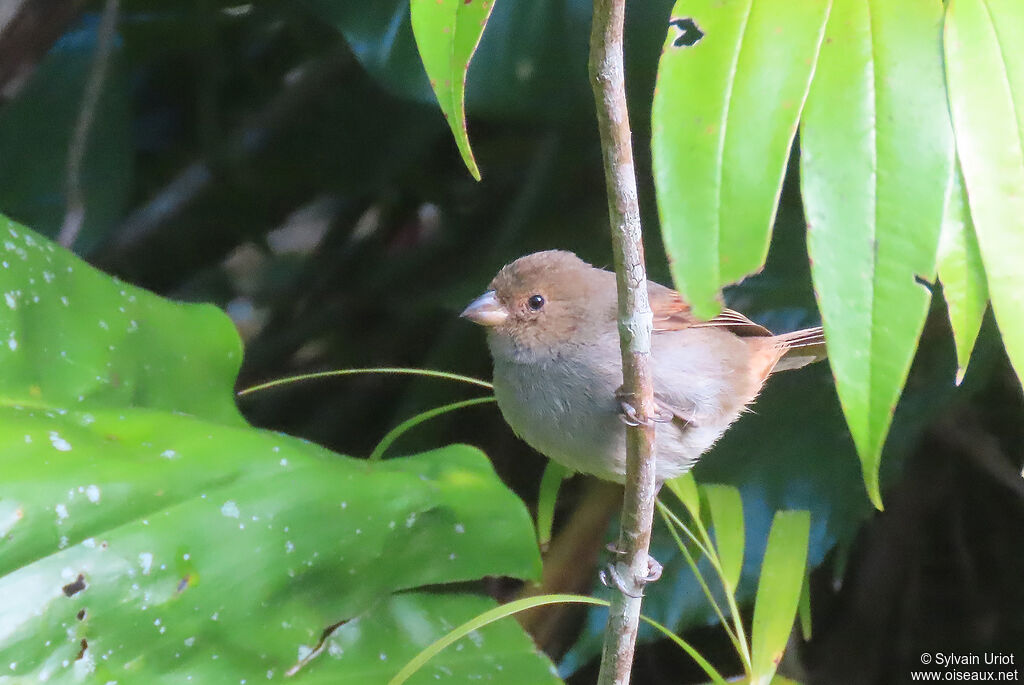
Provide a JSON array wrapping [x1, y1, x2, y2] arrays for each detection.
[[0, 217, 550, 683]]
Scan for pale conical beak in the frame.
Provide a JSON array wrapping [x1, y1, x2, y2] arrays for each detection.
[[460, 290, 508, 327]]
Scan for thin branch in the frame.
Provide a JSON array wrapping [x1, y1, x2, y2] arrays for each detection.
[[0, 0, 89, 101], [589, 0, 659, 682], [58, 0, 119, 249]]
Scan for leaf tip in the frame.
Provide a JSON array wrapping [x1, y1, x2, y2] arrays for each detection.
[[866, 478, 884, 511], [954, 365, 968, 386]]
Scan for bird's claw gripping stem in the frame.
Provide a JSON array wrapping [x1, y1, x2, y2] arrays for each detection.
[[600, 545, 663, 597], [615, 386, 673, 427], [617, 397, 674, 427]]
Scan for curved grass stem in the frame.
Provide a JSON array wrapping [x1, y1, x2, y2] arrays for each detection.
[[368, 396, 496, 462], [237, 367, 493, 397]]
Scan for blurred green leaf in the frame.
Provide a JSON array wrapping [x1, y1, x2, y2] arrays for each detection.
[[702, 484, 744, 593], [652, 0, 829, 318], [937, 165, 988, 385], [0, 217, 548, 682], [410, 0, 498, 180], [665, 473, 702, 521], [0, 17, 132, 254], [944, 0, 1024, 390], [800, 0, 953, 508], [750, 510, 810, 684], [536, 461, 570, 548], [797, 572, 812, 641]]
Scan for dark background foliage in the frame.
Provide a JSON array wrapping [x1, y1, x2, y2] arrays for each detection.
[[2, 1, 1021, 682]]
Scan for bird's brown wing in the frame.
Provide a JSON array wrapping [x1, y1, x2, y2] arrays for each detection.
[[648, 281, 772, 337]]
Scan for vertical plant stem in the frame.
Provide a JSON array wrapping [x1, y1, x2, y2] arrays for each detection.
[[58, 0, 119, 249], [589, 0, 658, 683]]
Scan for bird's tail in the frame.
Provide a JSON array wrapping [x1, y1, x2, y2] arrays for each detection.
[[771, 326, 827, 372]]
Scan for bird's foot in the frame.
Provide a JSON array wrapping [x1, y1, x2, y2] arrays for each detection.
[[614, 388, 674, 427], [599, 547, 663, 597]]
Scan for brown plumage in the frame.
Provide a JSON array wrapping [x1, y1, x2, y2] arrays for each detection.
[[462, 250, 826, 483]]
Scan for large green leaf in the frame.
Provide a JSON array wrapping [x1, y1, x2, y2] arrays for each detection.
[[0, 216, 550, 682], [800, 0, 953, 508], [409, 0, 498, 180], [944, 0, 1024, 389], [749, 510, 810, 684], [262, 592, 562, 684], [937, 165, 988, 384], [652, 0, 830, 318]]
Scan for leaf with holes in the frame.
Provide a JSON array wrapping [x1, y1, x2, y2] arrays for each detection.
[[945, 0, 1024, 390], [652, 0, 830, 318], [410, 0, 497, 180], [800, 0, 953, 508], [0, 216, 549, 683]]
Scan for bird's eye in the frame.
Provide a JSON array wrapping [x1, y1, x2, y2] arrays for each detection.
[[527, 294, 545, 311]]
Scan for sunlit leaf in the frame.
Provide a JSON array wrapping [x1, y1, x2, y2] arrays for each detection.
[[801, 0, 953, 508], [410, 0, 497, 180], [652, 0, 830, 318], [937, 165, 988, 384], [944, 0, 1024, 389]]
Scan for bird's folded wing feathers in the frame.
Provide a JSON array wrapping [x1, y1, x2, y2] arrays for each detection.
[[647, 281, 772, 337]]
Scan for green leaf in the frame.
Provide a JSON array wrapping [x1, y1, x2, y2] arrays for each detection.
[[305, 593, 562, 684], [389, 594, 600, 685], [701, 484, 744, 593], [410, 0, 497, 180], [944, 0, 1024, 390], [536, 460, 570, 549], [798, 572, 812, 641], [800, 0, 953, 508], [0, 217, 547, 682], [665, 473, 702, 521], [937, 165, 989, 384], [750, 510, 810, 684], [652, 0, 830, 319], [0, 217, 243, 423]]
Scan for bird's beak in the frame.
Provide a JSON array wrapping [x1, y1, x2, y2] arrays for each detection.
[[460, 290, 508, 327]]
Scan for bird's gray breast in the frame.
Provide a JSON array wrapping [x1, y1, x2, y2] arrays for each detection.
[[490, 339, 627, 481]]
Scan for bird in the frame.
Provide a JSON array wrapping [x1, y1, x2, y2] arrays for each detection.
[[461, 250, 826, 485]]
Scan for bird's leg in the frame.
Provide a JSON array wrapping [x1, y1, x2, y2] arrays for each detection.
[[614, 386, 675, 426], [600, 543, 664, 596]]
